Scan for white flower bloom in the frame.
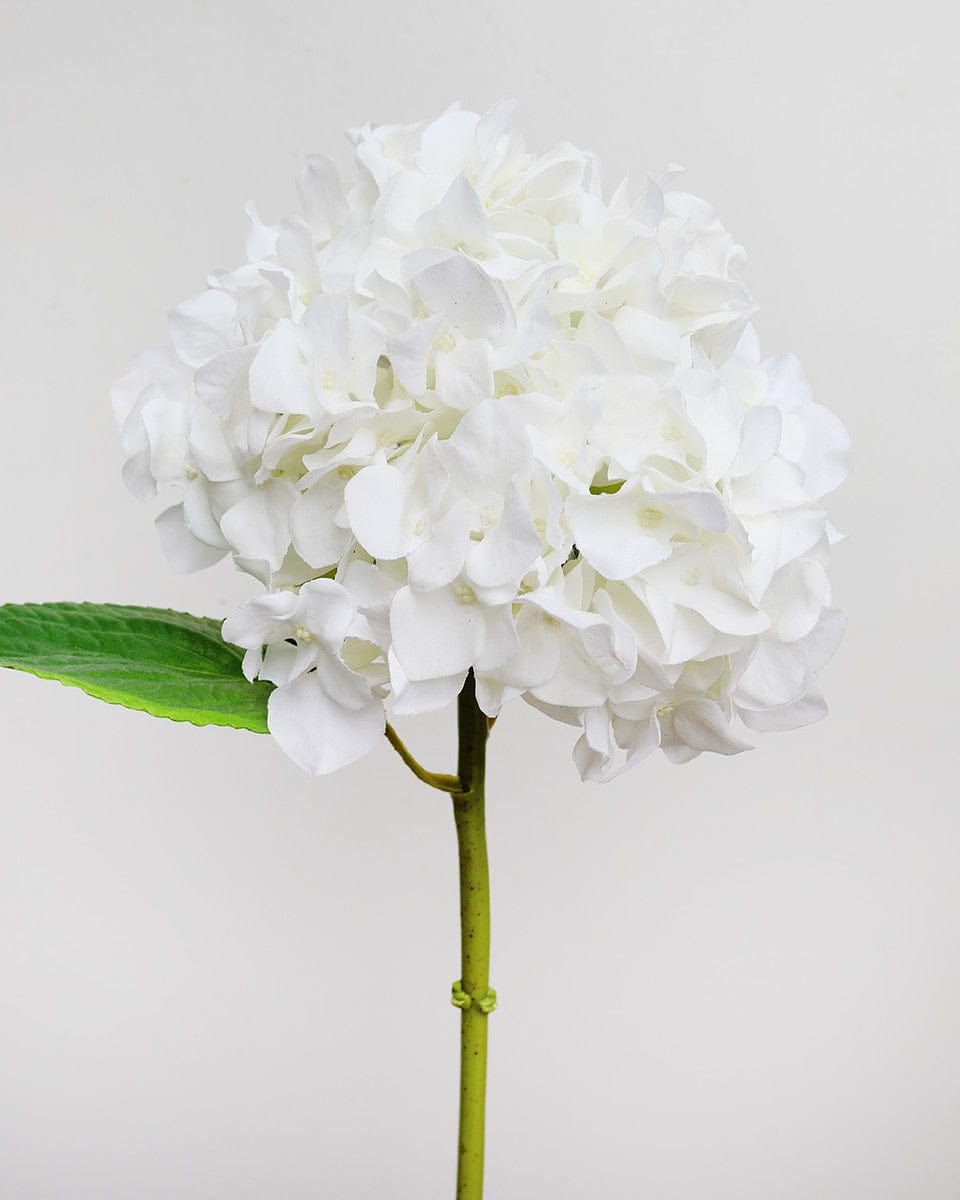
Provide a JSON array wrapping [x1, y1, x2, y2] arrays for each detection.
[[115, 102, 848, 779], [221, 579, 386, 774]]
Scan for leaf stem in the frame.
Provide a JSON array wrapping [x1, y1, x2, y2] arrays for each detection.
[[384, 722, 464, 794]]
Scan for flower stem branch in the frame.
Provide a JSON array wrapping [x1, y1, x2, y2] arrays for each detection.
[[452, 671, 492, 1199], [384, 722, 464, 794]]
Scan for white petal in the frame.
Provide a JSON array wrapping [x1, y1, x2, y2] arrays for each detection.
[[646, 549, 769, 637], [660, 743, 701, 765], [187, 403, 240, 482], [738, 673, 827, 731], [340, 560, 399, 618], [415, 106, 479, 180], [682, 372, 740, 482], [112, 346, 188, 427], [248, 323, 317, 419], [294, 578, 356, 648], [763, 353, 811, 413], [439, 397, 532, 498], [763, 559, 829, 642], [298, 154, 348, 240], [240, 646, 262, 682], [642, 585, 715, 663], [141, 396, 187, 485], [474, 98, 516, 159], [527, 631, 612, 707], [382, 170, 445, 240], [736, 639, 808, 710], [620, 712, 662, 767], [407, 504, 470, 590], [388, 648, 466, 716], [220, 480, 295, 571], [669, 699, 752, 755], [344, 462, 422, 560], [466, 484, 541, 591], [244, 200, 279, 260], [345, 306, 386, 400], [430, 175, 497, 255], [314, 653, 377, 710], [474, 604, 520, 672], [797, 404, 851, 499], [411, 253, 515, 343], [731, 405, 782, 478], [390, 585, 484, 681], [489, 606, 561, 689], [155, 504, 227, 573], [728, 457, 811, 516], [387, 316, 443, 395], [268, 673, 384, 774], [260, 641, 313, 686], [300, 293, 351, 392], [572, 708, 618, 782], [183, 475, 230, 550], [798, 608, 846, 672], [494, 283, 554, 369], [435, 336, 495, 411], [168, 289, 239, 368], [775, 507, 827, 568], [566, 491, 670, 581], [222, 591, 299, 649], [290, 483, 352, 568]]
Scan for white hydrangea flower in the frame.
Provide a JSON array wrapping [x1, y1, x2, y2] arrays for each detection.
[[221, 577, 387, 774], [113, 101, 849, 779]]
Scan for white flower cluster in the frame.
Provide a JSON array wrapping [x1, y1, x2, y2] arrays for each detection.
[[113, 102, 848, 780]]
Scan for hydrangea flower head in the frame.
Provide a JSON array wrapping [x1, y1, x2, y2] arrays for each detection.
[[113, 101, 849, 780]]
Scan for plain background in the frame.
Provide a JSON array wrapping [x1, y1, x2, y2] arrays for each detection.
[[1, 2, 957, 1196]]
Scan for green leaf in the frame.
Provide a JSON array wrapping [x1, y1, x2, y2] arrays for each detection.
[[0, 602, 273, 733]]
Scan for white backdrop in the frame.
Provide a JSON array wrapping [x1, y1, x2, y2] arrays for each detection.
[[1, 2, 958, 1196]]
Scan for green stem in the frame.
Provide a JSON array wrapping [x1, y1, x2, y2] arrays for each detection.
[[452, 672, 492, 1200], [384, 721, 463, 794]]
